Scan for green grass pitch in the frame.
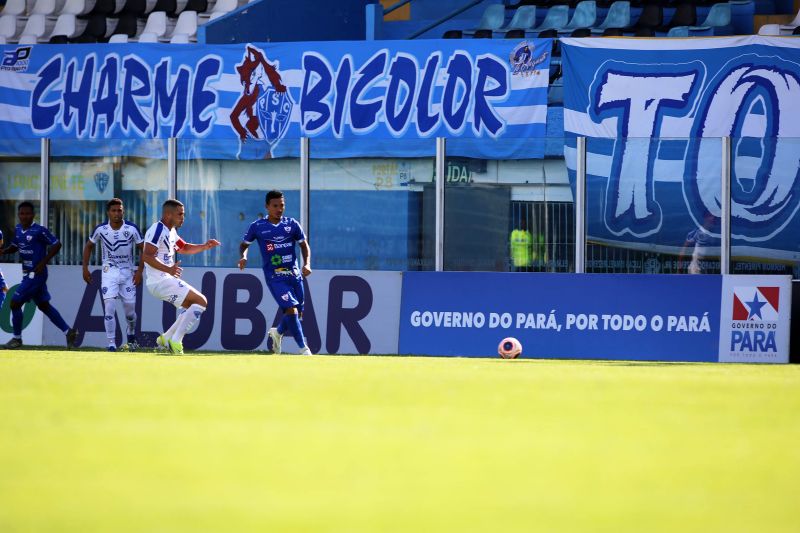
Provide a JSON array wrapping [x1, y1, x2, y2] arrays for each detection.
[[1, 349, 799, 532]]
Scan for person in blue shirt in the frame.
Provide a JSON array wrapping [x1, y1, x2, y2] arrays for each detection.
[[0, 229, 7, 310], [237, 190, 313, 355], [0, 202, 79, 349]]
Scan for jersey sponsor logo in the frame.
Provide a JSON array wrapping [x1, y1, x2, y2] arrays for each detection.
[[1, 47, 31, 72]]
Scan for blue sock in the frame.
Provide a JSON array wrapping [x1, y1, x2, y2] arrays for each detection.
[[42, 305, 70, 333], [287, 313, 306, 349], [277, 314, 291, 335], [11, 305, 23, 337]]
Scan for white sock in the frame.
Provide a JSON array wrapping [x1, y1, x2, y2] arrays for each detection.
[[174, 304, 205, 343], [122, 300, 136, 336], [103, 299, 116, 344], [163, 308, 185, 340]]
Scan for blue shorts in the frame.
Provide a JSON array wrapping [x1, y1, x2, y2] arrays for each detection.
[[265, 274, 304, 312], [11, 272, 51, 305]]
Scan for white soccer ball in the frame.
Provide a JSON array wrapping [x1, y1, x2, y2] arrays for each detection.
[[498, 337, 522, 359]]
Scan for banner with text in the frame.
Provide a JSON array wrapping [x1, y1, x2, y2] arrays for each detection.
[[561, 36, 800, 261], [41, 266, 401, 354], [399, 272, 791, 363], [0, 40, 551, 159]]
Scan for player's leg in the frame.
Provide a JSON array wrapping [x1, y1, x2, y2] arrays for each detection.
[[102, 271, 121, 351], [33, 283, 78, 348], [5, 284, 32, 348], [120, 275, 138, 350], [268, 278, 310, 355], [0, 270, 7, 309], [152, 277, 205, 354]]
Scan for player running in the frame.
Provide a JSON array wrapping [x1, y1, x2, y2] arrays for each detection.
[[0, 201, 78, 349], [238, 190, 313, 355], [142, 199, 220, 355], [0, 229, 8, 310], [82, 198, 144, 351]]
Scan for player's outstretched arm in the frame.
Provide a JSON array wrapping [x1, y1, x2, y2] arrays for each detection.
[[179, 239, 221, 255], [81, 240, 95, 284]]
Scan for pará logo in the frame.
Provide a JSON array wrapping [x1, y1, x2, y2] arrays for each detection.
[[1, 47, 31, 72]]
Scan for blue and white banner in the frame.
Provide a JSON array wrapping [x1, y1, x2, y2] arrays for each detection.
[[399, 272, 791, 363], [561, 36, 800, 260], [0, 40, 551, 159]]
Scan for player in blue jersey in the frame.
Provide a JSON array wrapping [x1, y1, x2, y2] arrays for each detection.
[[82, 198, 144, 351], [0, 229, 8, 310], [0, 201, 79, 349], [238, 190, 313, 355]]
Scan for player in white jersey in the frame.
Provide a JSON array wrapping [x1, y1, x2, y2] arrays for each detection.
[[142, 199, 220, 355], [82, 198, 144, 351]]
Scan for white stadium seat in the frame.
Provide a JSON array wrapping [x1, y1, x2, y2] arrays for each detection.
[[108, 32, 129, 42], [29, 0, 67, 16], [165, 9, 196, 41], [0, 0, 28, 16], [61, 0, 96, 16], [139, 10, 169, 39], [49, 13, 88, 39], [0, 14, 26, 42], [19, 13, 55, 42], [757, 23, 780, 36]]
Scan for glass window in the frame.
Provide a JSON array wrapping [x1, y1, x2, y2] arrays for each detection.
[[309, 140, 436, 271], [730, 137, 800, 279], [177, 139, 301, 268], [444, 137, 573, 272], [48, 139, 169, 266], [584, 137, 722, 274]]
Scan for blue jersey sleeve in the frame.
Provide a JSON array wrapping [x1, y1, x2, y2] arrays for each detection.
[[293, 220, 306, 242], [40, 226, 59, 245], [243, 222, 257, 244]]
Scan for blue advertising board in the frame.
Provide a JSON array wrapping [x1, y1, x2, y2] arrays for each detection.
[[0, 39, 551, 159], [400, 272, 723, 361]]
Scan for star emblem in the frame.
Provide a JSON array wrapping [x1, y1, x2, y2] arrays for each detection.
[[745, 293, 767, 320]]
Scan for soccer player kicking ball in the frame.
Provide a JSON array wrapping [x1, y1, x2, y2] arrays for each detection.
[[142, 199, 220, 355], [82, 198, 144, 352], [238, 190, 313, 355], [0, 201, 79, 349]]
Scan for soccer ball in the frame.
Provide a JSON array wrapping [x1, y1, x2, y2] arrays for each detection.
[[498, 337, 522, 359]]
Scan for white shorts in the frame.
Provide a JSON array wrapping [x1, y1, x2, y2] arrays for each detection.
[[146, 275, 195, 309], [102, 266, 137, 302]]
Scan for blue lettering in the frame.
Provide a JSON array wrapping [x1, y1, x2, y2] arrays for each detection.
[[31, 56, 62, 133], [91, 56, 119, 137], [333, 56, 352, 137], [473, 56, 507, 136], [415, 53, 440, 136], [121, 57, 151, 135], [153, 60, 190, 137], [730, 331, 743, 351], [442, 53, 472, 132], [300, 53, 333, 134], [192, 56, 221, 135], [349, 50, 387, 132], [62, 55, 96, 136], [385, 54, 417, 135]]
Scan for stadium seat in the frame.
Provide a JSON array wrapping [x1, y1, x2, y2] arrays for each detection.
[[0, 0, 28, 16], [87, 0, 116, 15], [779, 7, 800, 32], [794, 25, 800, 34], [757, 23, 780, 35], [666, 25, 689, 36], [601, 26, 624, 35], [48, 13, 89, 41], [71, 14, 107, 42], [61, 0, 97, 16], [591, 0, 630, 33], [138, 10, 170, 40], [690, 2, 731, 35], [473, 28, 493, 38], [48, 34, 69, 42], [470, 3, 506, 31], [628, 3, 662, 32], [108, 13, 140, 38], [497, 5, 536, 32], [183, 0, 208, 14], [560, 0, 596, 32], [531, 5, 569, 32], [0, 35, 6, 43], [442, 29, 462, 38], [538, 28, 560, 57], [29, 0, 68, 17], [165, 9, 196, 42], [152, 0, 177, 16], [108, 32, 129, 41], [570, 26, 591, 36], [19, 14, 56, 43], [656, 2, 695, 33], [0, 14, 25, 42], [505, 28, 525, 38], [634, 26, 655, 36]]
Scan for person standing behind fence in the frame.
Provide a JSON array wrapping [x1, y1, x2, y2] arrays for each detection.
[[0, 201, 79, 349], [82, 198, 144, 352], [510, 219, 533, 272], [0, 229, 7, 310]]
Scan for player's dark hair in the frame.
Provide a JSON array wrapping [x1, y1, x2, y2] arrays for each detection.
[[162, 199, 184, 211], [107, 198, 123, 210], [266, 190, 284, 204], [18, 201, 34, 212]]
